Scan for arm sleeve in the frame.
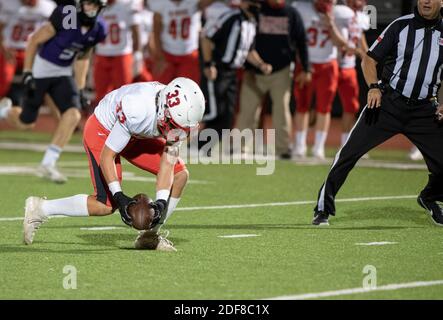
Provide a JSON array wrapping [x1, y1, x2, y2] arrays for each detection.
[[105, 121, 132, 154], [291, 8, 310, 72], [367, 20, 400, 62]]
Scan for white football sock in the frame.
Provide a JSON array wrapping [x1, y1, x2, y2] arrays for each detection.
[[313, 131, 328, 151], [41, 194, 89, 217], [152, 197, 180, 232], [295, 130, 307, 149], [41, 144, 62, 167], [341, 133, 349, 147]]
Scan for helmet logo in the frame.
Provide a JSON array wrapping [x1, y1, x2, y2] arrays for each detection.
[[166, 90, 181, 108]]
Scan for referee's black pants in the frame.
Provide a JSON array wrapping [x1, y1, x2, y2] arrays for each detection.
[[200, 68, 237, 149], [315, 90, 443, 216]]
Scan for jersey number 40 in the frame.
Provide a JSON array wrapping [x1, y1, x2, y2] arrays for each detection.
[[168, 17, 191, 40]]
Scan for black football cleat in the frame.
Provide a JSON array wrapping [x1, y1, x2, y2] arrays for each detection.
[[417, 196, 443, 227], [312, 211, 330, 226]]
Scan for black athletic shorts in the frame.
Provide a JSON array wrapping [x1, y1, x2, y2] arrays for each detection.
[[7, 83, 24, 106], [19, 76, 81, 124]]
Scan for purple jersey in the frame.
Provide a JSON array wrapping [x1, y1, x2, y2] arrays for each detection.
[[38, 6, 107, 67]]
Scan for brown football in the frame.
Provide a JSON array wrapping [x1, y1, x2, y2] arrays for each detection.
[[128, 194, 155, 230]]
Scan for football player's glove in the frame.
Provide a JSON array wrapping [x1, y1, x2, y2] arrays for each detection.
[[113, 191, 136, 227], [22, 72, 36, 98], [79, 89, 91, 111], [149, 199, 167, 228]]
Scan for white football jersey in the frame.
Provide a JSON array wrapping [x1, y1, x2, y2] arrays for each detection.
[[95, 1, 141, 56], [0, 0, 21, 25], [339, 10, 370, 69], [203, 1, 231, 34], [94, 82, 165, 153], [148, 0, 201, 55], [293, 2, 354, 64], [3, 0, 55, 50]]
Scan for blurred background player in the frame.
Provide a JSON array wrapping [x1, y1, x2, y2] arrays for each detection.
[[0, 0, 107, 183], [292, 0, 353, 159], [148, 0, 213, 84], [23, 78, 206, 252], [338, 0, 369, 148], [236, 0, 310, 159], [201, 0, 272, 154], [0, 0, 29, 107], [132, 0, 154, 82], [0, 0, 57, 116], [93, 0, 142, 106]]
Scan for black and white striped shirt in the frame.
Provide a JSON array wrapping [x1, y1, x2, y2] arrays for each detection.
[[205, 9, 256, 69], [368, 9, 443, 100]]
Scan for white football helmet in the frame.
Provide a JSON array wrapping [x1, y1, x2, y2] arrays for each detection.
[[157, 77, 205, 139]]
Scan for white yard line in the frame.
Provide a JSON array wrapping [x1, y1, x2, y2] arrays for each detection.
[[264, 280, 443, 300], [0, 141, 428, 170], [0, 194, 417, 222], [355, 242, 398, 246], [0, 165, 211, 184], [80, 226, 123, 231], [175, 195, 417, 211], [0, 142, 84, 153], [218, 234, 260, 238]]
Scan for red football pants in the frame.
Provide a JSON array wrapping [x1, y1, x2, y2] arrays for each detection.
[[153, 50, 200, 85], [294, 60, 339, 114], [93, 54, 134, 106], [0, 49, 25, 97], [338, 67, 360, 114]]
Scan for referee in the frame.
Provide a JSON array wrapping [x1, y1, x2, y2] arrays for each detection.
[[200, 0, 272, 152], [312, 0, 443, 227]]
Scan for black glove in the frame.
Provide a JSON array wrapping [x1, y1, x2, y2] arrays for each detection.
[[113, 192, 136, 227], [365, 107, 380, 126], [22, 71, 36, 98], [79, 89, 91, 111], [149, 199, 167, 228]]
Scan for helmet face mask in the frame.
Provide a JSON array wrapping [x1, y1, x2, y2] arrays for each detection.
[[156, 78, 205, 141], [77, 0, 107, 26], [157, 108, 191, 142]]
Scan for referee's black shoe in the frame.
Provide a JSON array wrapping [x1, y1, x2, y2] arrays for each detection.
[[417, 196, 443, 227], [312, 211, 330, 226]]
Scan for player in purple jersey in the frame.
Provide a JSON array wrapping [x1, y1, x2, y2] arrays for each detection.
[[0, 0, 107, 183]]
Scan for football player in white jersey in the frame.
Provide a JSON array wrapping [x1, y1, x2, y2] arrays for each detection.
[[93, 0, 142, 105], [337, 0, 369, 147], [148, 0, 213, 84], [133, 0, 155, 82], [292, 0, 353, 159], [23, 77, 206, 251], [0, 0, 55, 108]]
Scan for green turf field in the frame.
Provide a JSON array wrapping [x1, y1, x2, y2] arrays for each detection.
[[0, 132, 442, 300]]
